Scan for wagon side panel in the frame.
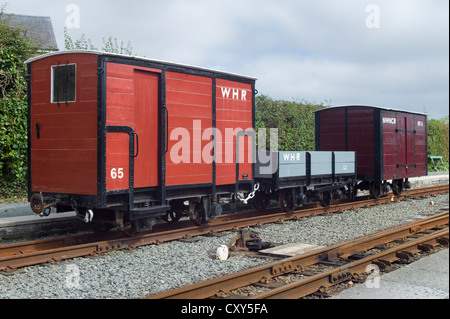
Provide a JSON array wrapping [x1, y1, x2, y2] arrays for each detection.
[[414, 115, 428, 177], [30, 53, 98, 195], [385, 111, 428, 180], [316, 108, 346, 152], [381, 111, 398, 180], [105, 62, 161, 191], [216, 79, 253, 185], [165, 71, 213, 187], [346, 107, 375, 180]]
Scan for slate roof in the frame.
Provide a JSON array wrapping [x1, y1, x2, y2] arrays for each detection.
[[3, 13, 58, 51]]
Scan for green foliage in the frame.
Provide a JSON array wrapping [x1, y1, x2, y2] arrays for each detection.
[[102, 36, 134, 55], [64, 27, 97, 51], [428, 115, 449, 171], [256, 95, 326, 151], [64, 27, 134, 55], [0, 8, 37, 196]]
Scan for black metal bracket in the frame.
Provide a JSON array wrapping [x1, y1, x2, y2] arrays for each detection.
[[106, 126, 136, 210], [235, 130, 256, 194], [36, 123, 41, 139]]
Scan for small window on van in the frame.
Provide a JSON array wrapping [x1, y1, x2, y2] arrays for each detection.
[[52, 63, 76, 104]]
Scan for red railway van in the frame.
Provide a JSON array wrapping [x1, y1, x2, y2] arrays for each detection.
[[315, 106, 427, 198], [26, 51, 256, 232]]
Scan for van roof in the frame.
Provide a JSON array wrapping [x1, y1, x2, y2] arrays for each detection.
[[25, 50, 258, 81]]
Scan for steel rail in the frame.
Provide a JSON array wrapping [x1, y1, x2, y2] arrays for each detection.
[[325, 212, 449, 262], [251, 228, 449, 299], [0, 232, 121, 258], [147, 211, 449, 299], [0, 185, 448, 272]]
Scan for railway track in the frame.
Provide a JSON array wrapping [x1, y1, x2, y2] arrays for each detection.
[[0, 184, 448, 273], [148, 211, 449, 299]]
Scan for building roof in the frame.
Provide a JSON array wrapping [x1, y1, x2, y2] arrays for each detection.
[[3, 13, 58, 51]]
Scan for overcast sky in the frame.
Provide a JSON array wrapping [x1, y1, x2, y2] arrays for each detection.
[[5, 0, 449, 119]]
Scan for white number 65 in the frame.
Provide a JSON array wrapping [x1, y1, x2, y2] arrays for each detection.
[[111, 168, 124, 179]]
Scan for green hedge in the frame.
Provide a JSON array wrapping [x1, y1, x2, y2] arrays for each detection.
[[255, 95, 326, 151], [0, 10, 36, 197], [428, 116, 449, 171]]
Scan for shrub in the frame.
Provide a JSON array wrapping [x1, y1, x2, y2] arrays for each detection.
[[0, 9, 37, 196], [428, 115, 449, 171], [256, 95, 326, 151]]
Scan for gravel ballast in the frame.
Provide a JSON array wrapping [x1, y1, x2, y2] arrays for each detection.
[[0, 193, 448, 299]]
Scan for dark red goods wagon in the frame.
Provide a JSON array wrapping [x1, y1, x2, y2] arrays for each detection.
[[315, 106, 427, 198], [26, 51, 256, 233]]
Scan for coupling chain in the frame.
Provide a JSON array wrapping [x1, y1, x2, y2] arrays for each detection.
[[240, 183, 260, 204]]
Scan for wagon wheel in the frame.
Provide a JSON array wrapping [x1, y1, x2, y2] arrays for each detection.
[[123, 218, 155, 237], [92, 222, 114, 234], [161, 211, 183, 223], [121, 221, 139, 237], [279, 189, 295, 212], [346, 184, 358, 201], [189, 209, 207, 226], [115, 211, 142, 237], [252, 192, 271, 210], [392, 179, 404, 196], [369, 182, 382, 199], [188, 201, 206, 226], [319, 191, 332, 207]]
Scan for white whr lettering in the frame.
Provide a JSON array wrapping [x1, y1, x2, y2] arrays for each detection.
[[220, 87, 248, 100], [241, 90, 247, 100], [233, 89, 239, 100], [221, 87, 231, 99], [383, 117, 397, 125], [283, 152, 301, 162]]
